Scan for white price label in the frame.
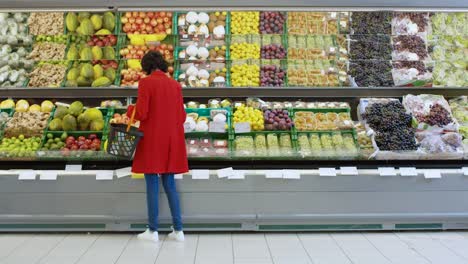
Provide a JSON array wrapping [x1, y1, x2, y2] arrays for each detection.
[[319, 168, 337, 177], [192, 170, 210, 180], [39, 171, 58, 180], [234, 122, 251, 133], [228, 170, 245, 179], [209, 121, 226, 133], [115, 167, 131, 178], [400, 167, 418, 177], [340, 167, 358, 176], [96, 171, 113, 180], [18, 170, 36, 180], [65, 164, 82, 171], [174, 174, 184, 180], [424, 169, 441, 179], [265, 170, 283, 179], [217, 167, 234, 178], [283, 170, 300, 179], [462, 167, 468, 176], [379, 167, 397, 176]]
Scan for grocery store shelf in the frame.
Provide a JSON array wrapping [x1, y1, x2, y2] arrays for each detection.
[[0, 0, 112, 9], [1, 87, 466, 99], [0, 159, 466, 170], [1, 0, 467, 10], [115, 0, 468, 10]]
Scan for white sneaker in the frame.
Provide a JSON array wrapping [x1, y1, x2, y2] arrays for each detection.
[[168, 228, 185, 242], [137, 228, 159, 242]]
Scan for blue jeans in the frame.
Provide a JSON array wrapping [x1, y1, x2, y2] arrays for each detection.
[[144, 174, 183, 231]]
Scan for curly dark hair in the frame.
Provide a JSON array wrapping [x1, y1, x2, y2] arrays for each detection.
[[141, 51, 168, 74]]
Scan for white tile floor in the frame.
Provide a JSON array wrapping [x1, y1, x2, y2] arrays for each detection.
[[1, 232, 468, 264]]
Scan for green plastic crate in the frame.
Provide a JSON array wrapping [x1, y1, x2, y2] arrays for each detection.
[[186, 133, 231, 160], [295, 130, 359, 160], [45, 107, 113, 134], [185, 108, 231, 137], [231, 131, 298, 159], [37, 130, 110, 161], [64, 11, 120, 35], [117, 11, 176, 35], [62, 60, 120, 87], [174, 11, 230, 44]]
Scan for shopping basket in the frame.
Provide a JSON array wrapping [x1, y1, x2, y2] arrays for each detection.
[[106, 107, 143, 159]]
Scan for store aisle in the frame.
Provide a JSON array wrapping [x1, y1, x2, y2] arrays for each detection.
[[1, 231, 468, 264]]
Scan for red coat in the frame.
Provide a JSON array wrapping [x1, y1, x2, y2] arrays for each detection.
[[127, 71, 188, 174]]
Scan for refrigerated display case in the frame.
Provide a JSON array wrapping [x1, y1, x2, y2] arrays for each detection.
[[0, 0, 466, 232]]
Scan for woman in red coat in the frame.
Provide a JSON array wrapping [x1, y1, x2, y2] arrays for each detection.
[[127, 51, 188, 243]]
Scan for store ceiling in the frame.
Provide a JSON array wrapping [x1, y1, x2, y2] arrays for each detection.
[[0, 0, 466, 9]]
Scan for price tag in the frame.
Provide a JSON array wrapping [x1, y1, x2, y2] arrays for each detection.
[[65, 164, 82, 171], [283, 170, 300, 179], [192, 170, 210, 180], [116, 167, 131, 178], [17, 170, 36, 180], [174, 174, 184, 180], [217, 167, 234, 178], [379, 167, 397, 176], [209, 121, 226, 133], [340, 167, 358, 176], [462, 167, 468, 176], [96, 171, 113, 180], [319, 168, 337, 177], [330, 12, 337, 18], [400, 167, 418, 177], [39, 171, 58, 180], [265, 170, 283, 179], [234, 122, 251, 133], [424, 169, 441, 179], [228, 170, 245, 179]]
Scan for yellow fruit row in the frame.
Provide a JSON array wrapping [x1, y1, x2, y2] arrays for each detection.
[[233, 105, 264, 131], [230, 43, 261, 60], [231, 11, 260, 34], [231, 64, 260, 87]]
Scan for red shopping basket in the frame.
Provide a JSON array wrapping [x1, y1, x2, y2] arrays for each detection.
[[106, 107, 143, 159]]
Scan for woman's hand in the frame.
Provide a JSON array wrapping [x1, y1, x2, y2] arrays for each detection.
[[126, 104, 135, 118]]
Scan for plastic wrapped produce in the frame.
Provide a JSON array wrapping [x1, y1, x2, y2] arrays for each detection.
[[392, 12, 430, 35], [254, 134, 267, 156], [279, 133, 293, 156], [416, 132, 463, 159], [392, 35, 430, 61], [403, 94, 457, 131], [234, 136, 254, 156], [431, 13, 467, 36], [392, 61, 432, 87], [309, 133, 322, 156], [266, 133, 280, 156], [297, 134, 311, 156]]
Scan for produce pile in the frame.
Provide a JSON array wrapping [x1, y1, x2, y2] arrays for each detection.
[[297, 132, 357, 157], [0, 11, 463, 88], [363, 99, 418, 151], [234, 133, 293, 157], [294, 111, 352, 131], [28, 12, 64, 35], [41, 132, 103, 155], [3, 100, 51, 138], [48, 101, 106, 132]]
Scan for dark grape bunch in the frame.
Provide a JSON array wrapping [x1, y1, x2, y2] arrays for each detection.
[[420, 104, 453, 127], [365, 101, 412, 131], [375, 128, 418, 151], [365, 101, 418, 151], [349, 61, 394, 87], [351, 12, 392, 34]]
